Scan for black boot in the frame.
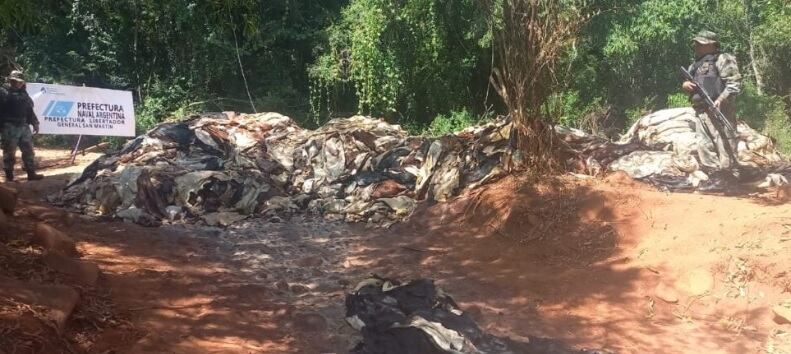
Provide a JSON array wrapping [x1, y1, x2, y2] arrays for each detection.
[[27, 171, 43, 181], [4, 170, 13, 182]]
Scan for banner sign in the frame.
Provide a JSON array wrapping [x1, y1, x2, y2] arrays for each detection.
[[26, 83, 135, 137]]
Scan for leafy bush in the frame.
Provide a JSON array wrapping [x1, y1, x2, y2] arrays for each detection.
[[135, 81, 192, 134], [738, 84, 791, 154], [546, 91, 609, 132], [309, 0, 490, 124], [762, 111, 791, 155], [666, 92, 690, 108], [399, 117, 427, 136], [624, 96, 658, 129], [547, 91, 584, 127], [426, 109, 479, 137]]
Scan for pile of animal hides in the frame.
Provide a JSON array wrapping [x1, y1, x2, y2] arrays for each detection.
[[561, 107, 788, 190], [52, 112, 515, 227], [345, 276, 606, 354], [52, 108, 787, 227]]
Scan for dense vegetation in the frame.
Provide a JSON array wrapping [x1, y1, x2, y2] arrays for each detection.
[[1, 0, 790, 150]]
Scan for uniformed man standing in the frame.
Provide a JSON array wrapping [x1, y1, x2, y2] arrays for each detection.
[[681, 30, 742, 172], [0, 70, 43, 181]]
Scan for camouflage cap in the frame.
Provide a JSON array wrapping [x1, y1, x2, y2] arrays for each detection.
[[692, 30, 719, 45], [7, 70, 25, 82]]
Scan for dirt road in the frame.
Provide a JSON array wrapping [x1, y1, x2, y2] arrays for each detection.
[[5, 149, 375, 353], [4, 149, 791, 353]]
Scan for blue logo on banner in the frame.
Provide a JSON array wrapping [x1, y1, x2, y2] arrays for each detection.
[[44, 101, 75, 117]]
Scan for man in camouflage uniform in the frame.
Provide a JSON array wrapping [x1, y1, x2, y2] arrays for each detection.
[[0, 70, 43, 181], [682, 30, 742, 171]]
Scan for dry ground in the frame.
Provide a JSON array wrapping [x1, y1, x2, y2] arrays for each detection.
[[2, 148, 791, 353]]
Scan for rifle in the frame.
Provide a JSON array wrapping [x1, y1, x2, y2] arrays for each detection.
[[680, 66, 735, 132]]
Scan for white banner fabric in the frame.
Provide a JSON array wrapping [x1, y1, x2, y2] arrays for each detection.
[[26, 83, 135, 137]]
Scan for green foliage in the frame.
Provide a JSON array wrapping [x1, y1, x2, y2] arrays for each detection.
[[753, 1, 791, 96], [563, 0, 791, 139], [3, 0, 791, 155], [426, 109, 478, 137], [666, 92, 690, 108], [546, 91, 605, 127], [0, 0, 40, 30], [5, 0, 346, 127], [762, 109, 791, 155], [596, 0, 703, 113], [135, 81, 192, 133], [309, 0, 490, 124], [624, 96, 658, 128], [737, 83, 791, 154], [547, 91, 580, 127], [603, 0, 702, 59]]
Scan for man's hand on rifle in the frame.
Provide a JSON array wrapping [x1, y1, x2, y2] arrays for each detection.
[[682, 81, 697, 93], [713, 98, 722, 109]]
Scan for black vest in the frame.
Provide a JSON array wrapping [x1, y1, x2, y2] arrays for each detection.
[[0, 87, 33, 125], [690, 53, 724, 105]]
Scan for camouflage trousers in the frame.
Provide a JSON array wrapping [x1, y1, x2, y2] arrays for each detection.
[[2, 123, 36, 172], [695, 101, 739, 170]]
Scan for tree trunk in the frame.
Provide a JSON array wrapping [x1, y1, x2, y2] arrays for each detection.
[[486, 0, 585, 173], [743, 0, 764, 95], [748, 32, 764, 95]]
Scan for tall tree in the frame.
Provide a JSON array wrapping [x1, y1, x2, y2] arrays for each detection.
[[485, 0, 587, 171]]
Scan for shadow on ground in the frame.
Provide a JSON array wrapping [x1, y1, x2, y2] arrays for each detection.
[[336, 176, 765, 353], [13, 164, 770, 353]]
